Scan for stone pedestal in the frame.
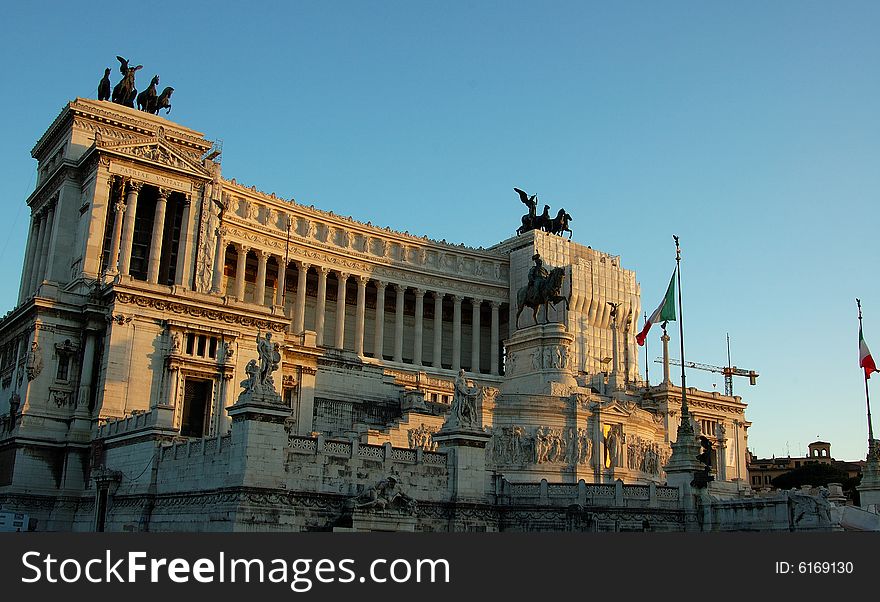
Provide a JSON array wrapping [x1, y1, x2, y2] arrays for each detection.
[[857, 445, 880, 512], [664, 422, 704, 530], [227, 391, 292, 489], [433, 427, 491, 502], [501, 323, 576, 397]]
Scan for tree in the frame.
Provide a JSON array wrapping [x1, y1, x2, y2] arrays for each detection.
[[770, 463, 849, 490]]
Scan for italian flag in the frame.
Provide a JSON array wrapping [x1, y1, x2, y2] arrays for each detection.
[[859, 326, 879, 379], [636, 269, 676, 347]]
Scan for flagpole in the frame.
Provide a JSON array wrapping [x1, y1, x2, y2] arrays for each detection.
[[644, 312, 649, 386], [857, 298, 877, 459], [674, 235, 693, 436]]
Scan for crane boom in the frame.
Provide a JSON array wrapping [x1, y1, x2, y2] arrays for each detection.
[[654, 357, 758, 396]]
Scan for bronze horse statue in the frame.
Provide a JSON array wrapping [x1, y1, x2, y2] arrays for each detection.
[[547, 208, 573, 238], [154, 87, 174, 114], [136, 75, 159, 113], [515, 266, 569, 327]]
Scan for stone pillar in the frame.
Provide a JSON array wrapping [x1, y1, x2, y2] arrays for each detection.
[[255, 250, 269, 306], [234, 244, 249, 301], [373, 281, 386, 359], [354, 275, 368, 356], [71, 331, 97, 435], [274, 257, 287, 308], [104, 200, 125, 277], [452, 295, 462, 372], [413, 288, 424, 366], [393, 284, 405, 362], [147, 188, 170, 284], [210, 228, 227, 294], [25, 210, 46, 295], [434, 427, 492, 502], [315, 266, 328, 346], [19, 213, 40, 302], [34, 201, 56, 289], [334, 271, 348, 349], [432, 291, 443, 368], [471, 298, 481, 373], [490, 301, 500, 375], [174, 196, 193, 287], [294, 261, 310, 332], [118, 181, 142, 277]]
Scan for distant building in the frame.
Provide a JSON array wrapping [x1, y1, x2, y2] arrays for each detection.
[[747, 441, 861, 489]]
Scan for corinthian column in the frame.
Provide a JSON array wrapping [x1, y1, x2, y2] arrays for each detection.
[[490, 301, 500, 375], [234, 244, 249, 301], [255, 250, 269, 306], [294, 261, 310, 331], [35, 201, 56, 288], [432, 291, 443, 368], [274, 256, 287, 308], [315, 266, 328, 346], [147, 188, 170, 284], [335, 272, 349, 349], [452, 294, 462, 372], [105, 200, 125, 277], [471, 298, 482, 373], [393, 284, 405, 362], [354, 276, 368, 356], [413, 289, 424, 366], [174, 196, 193, 287], [373, 281, 386, 359], [118, 181, 142, 277], [211, 228, 227, 294]]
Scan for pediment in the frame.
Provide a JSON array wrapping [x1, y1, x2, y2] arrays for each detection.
[[595, 399, 636, 417], [96, 127, 210, 177]]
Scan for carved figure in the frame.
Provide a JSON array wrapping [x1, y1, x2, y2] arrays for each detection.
[[240, 359, 258, 392], [97, 67, 112, 101], [692, 436, 715, 488], [26, 342, 42, 381], [547, 208, 573, 238], [354, 476, 417, 513], [111, 56, 142, 107], [170, 332, 181, 353], [154, 87, 174, 114], [448, 369, 480, 429], [257, 332, 281, 388], [136, 75, 159, 113], [515, 187, 539, 235], [515, 253, 570, 327]]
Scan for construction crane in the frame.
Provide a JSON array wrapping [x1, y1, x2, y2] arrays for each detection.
[[653, 335, 758, 396]]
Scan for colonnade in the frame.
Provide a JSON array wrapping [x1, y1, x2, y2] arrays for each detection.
[[18, 196, 57, 302], [213, 240, 505, 375]]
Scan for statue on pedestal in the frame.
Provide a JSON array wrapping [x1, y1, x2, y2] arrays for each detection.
[[111, 56, 142, 107], [515, 253, 570, 327], [237, 333, 282, 403], [446, 369, 481, 430]]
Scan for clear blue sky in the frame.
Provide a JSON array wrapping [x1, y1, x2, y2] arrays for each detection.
[[1, 1, 878, 461]]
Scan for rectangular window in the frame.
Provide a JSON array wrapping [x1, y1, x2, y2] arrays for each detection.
[[56, 355, 70, 381], [180, 378, 211, 437]]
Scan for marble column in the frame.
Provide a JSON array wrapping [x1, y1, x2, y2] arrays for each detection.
[[452, 294, 462, 372], [27, 210, 46, 294], [234, 244, 249, 301], [118, 181, 142, 277], [34, 202, 56, 289], [210, 228, 227, 294], [274, 256, 287, 308], [373, 281, 386, 359], [432, 291, 443, 368], [393, 284, 405, 362], [471, 298, 482, 373], [294, 261, 310, 331], [255, 250, 269, 306], [19, 213, 41, 302], [174, 196, 193, 287], [354, 276, 368, 356], [104, 199, 125, 277], [315, 266, 328, 346], [77, 332, 97, 412], [334, 272, 348, 349], [147, 188, 170, 284], [490, 301, 500, 375], [413, 288, 424, 366]]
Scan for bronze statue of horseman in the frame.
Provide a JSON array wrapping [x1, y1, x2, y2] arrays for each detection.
[[516, 253, 570, 327]]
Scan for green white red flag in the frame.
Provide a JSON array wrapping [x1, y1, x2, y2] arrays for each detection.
[[859, 326, 879, 379], [636, 269, 676, 347]]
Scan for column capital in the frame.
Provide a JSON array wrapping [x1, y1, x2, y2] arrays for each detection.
[[431, 290, 445, 301], [235, 242, 250, 254], [156, 187, 171, 201], [297, 260, 311, 271], [336, 270, 349, 281], [256, 249, 270, 260], [217, 226, 229, 239], [127, 181, 143, 193], [393, 283, 406, 293], [489, 300, 502, 310], [374, 279, 387, 290], [412, 287, 424, 296], [114, 201, 126, 214], [451, 293, 463, 303], [471, 297, 483, 306], [356, 274, 369, 286], [182, 194, 192, 207], [316, 264, 330, 276]]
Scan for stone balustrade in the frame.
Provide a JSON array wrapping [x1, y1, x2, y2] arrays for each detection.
[[499, 478, 680, 509]]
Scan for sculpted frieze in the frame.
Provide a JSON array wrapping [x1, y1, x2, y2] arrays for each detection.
[[113, 292, 286, 332], [491, 424, 594, 467]]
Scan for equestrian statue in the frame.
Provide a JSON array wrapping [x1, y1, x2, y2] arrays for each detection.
[[514, 187, 573, 238], [515, 253, 570, 327]]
